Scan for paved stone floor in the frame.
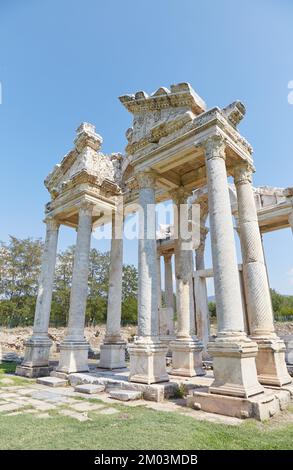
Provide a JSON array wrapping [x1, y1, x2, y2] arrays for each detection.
[[0, 381, 241, 425]]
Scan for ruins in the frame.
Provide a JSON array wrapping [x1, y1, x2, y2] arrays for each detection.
[[15, 83, 293, 420]]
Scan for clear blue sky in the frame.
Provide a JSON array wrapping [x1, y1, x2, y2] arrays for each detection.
[[0, 0, 292, 294]]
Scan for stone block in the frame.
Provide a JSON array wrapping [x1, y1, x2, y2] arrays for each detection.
[[70, 402, 105, 412], [99, 407, 119, 415], [186, 388, 289, 421], [15, 365, 52, 378], [109, 389, 142, 401], [128, 340, 169, 384], [99, 342, 126, 369], [59, 409, 89, 421], [36, 376, 68, 387], [169, 338, 205, 377], [74, 384, 105, 394], [282, 335, 293, 365]]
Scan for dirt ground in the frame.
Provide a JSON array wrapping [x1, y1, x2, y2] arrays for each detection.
[[0, 322, 292, 356], [0, 325, 137, 356]]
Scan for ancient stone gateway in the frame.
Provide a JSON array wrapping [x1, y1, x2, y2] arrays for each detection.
[[16, 83, 292, 420]]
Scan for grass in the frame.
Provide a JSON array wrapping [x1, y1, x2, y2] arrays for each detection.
[[0, 361, 33, 387], [0, 404, 292, 450], [0, 362, 292, 450]]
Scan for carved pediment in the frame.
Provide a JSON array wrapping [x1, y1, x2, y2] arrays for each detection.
[[45, 123, 123, 199], [119, 83, 206, 155]]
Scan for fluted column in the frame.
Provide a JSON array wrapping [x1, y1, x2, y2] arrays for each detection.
[[16, 217, 59, 377], [57, 202, 94, 374], [234, 163, 291, 386], [205, 135, 263, 398], [170, 188, 204, 377], [99, 206, 126, 369], [128, 171, 168, 384]]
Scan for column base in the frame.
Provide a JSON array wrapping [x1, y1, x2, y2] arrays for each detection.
[[15, 336, 52, 377], [16, 365, 53, 378], [169, 337, 205, 377], [99, 341, 126, 369], [282, 335, 293, 365], [128, 338, 169, 384], [56, 339, 89, 374], [252, 336, 292, 387], [208, 335, 264, 398]]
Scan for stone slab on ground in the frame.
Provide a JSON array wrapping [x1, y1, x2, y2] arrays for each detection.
[[74, 384, 105, 394], [98, 407, 119, 415], [58, 409, 90, 421], [36, 413, 51, 419], [186, 388, 291, 421], [0, 402, 26, 412], [23, 399, 57, 411], [109, 389, 142, 401], [36, 376, 68, 387], [69, 372, 179, 402], [0, 378, 15, 385], [70, 402, 105, 412]]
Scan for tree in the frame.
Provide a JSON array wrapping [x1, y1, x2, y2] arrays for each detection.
[[0, 236, 43, 326], [122, 264, 138, 324], [208, 301, 216, 317], [0, 236, 139, 327], [51, 246, 74, 327]]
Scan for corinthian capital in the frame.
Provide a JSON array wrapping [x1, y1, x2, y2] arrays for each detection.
[[79, 200, 95, 216], [135, 170, 157, 189], [44, 216, 60, 231], [204, 134, 226, 161], [233, 162, 254, 186], [172, 186, 191, 205]]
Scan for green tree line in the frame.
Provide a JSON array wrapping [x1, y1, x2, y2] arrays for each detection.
[[208, 289, 293, 321], [0, 236, 138, 327]]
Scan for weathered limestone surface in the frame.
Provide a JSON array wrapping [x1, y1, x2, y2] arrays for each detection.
[[128, 172, 168, 384], [205, 136, 263, 398], [17, 83, 292, 421], [36, 376, 68, 387], [16, 218, 59, 377], [234, 163, 291, 387], [57, 203, 93, 374], [100, 208, 126, 369], [282, 335, 293, 365], [170, 189, 204, 377]]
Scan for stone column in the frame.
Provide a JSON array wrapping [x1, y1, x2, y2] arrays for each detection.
[[164, 254, 175, 336], [99, 207, 126, 369], [128, 171, 168, 384], [205, 135, 263, 398], [157, 255, 162, 309], [57, 202, 94, 374], [234, 163, 291, 386], [170, 188, 205, 377], [194, 224, 210, 353], [16, 218, 59, 377]]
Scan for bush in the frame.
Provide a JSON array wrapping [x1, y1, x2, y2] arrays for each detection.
[[208, 301, 216, 317]]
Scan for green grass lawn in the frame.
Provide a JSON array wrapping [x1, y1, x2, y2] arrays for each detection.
[[0, 362, 292, 450], [0, 404, 292, 450]]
